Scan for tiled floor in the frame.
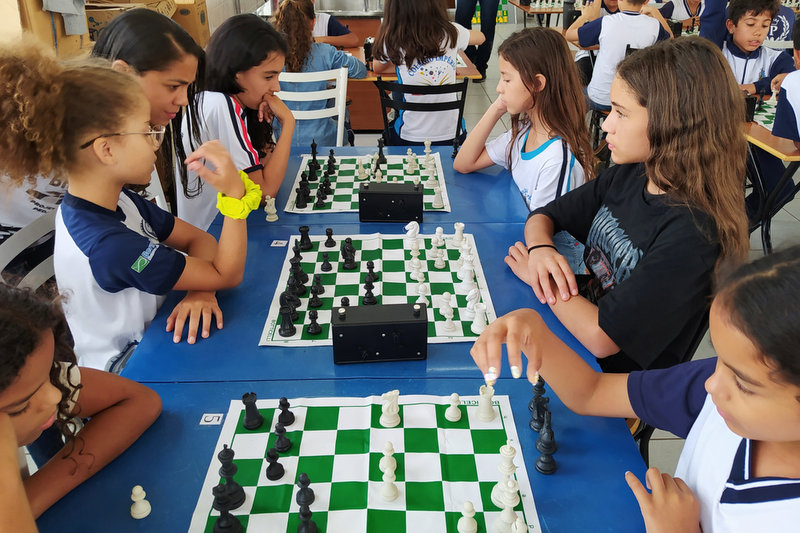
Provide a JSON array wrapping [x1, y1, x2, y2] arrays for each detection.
[[355, 16, 800, 476]]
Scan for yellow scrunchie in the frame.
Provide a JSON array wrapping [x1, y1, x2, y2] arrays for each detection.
[[216, 171, 262, 219]]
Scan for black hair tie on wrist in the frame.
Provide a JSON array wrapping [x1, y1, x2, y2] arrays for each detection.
[[527, 244, 558, 253]]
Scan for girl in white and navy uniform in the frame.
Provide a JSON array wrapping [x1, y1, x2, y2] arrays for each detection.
[[659, 0, 705, 22], [454, 28, 595, 273]]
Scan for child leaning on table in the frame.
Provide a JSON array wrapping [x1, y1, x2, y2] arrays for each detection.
[[0, 41, 254, 373], [453, 28, 594, 274], [471, 246, 800, 533], [0, 284, 161, 519], [565, 0, 671, 110]]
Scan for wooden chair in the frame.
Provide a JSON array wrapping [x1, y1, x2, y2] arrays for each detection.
[[372, 76, 470, 146], [277, 67, 350, 147], [0, 211, 56, 291]]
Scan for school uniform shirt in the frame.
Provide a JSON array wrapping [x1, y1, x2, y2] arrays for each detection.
[[484, 128, 586, 211], [178, 91, 263, 230], [773, 70, 800, 142], [766, 5, 795, 49], [629, 358, 800, 532], [579, 11, 670, 107], [55, 189, 186, 371], [274, 43, 367, 147], [658, 0, 704, 21], [0, 173, 67, 244], [379, 22, 471, 142], [311, 12, 351, 38], [532, 163, 719, 372], [574, 1, 619, 64], [722, 35, 795, 94]]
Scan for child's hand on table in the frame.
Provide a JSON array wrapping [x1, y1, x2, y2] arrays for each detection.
[[505, 241, 578, 304], [166, 291, 223, 344], [625, 468, 701, 533]]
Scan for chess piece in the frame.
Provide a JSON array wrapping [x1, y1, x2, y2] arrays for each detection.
[[290, 256, 309, 285], [296, 473, 315, 506], [357, 158, 367, 180], [278, 306, 297, 337], [535, 448, 558, 475], [311, 273, 325, 295], [458, 265, 478, 293], [362, 280, 377, 305], [457, 254, 475, 281], [434, 249, 447, 270], [340, 296, 350, 307], [295, 187, 308, 209], [278, 397, 295, 426], [215, 445, 245, 510], [463, 288, 480, 320], [494, 479, 521, 533], [530, 396, 550, 433], [432, 185, 444, 209], [275, 422, 292, 453], [211, 484, 243, 533], [306, 309, 323, 335], [297, 504, 318, 533], [314, 189, 326, 208], [439, 293, 456, 331], [264, 195, 279, 221], [375, 167, 383, 183], [279, 292, 299, 321], [511, 515, 527, 533], [457, 501, 478, 533], [242, 392, 263, 430], [377, 137, 387, 166], [130, 485, 151, 519], [405, 220, 420, 240], [365, 260, 379, 282], [379, 441, 397, 472], [308, 285, 323, 308], [416, 281, 429, 306], [324, 227, 336, 247], [529, 376, 547, 430], [491, 440, 518, 508], [321, 251, 332, 272], [452, 222, 465, 245], [341, 238, 357, 270], [445, 393, 462, 422], [380, 389, 401, 428], [265, 447, 285, 481], [298, 226, 313, 251], [380, 464, 399, 502], [470, 302, 488, 335], [536, 410, 558, 454], [477, 384, 496, 422]]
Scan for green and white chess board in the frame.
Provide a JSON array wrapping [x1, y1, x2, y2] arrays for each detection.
[[753, 97, 777, 132], [259, 231, 496, 346], [188, 393, 542, 533], [284, 153, 452, 214]]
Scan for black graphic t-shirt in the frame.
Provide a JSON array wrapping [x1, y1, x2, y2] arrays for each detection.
[[533, 163, 719, 372]]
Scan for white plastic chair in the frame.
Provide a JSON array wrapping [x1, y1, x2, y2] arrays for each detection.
[[0, 211, 56, 290], [145, 174, 169, 212], [277, 67, 349, 147]]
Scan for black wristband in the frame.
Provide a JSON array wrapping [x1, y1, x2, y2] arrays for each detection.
[[527, 244, 558, 253]]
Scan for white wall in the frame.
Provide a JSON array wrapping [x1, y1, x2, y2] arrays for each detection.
[[207, 0, 269, 34]]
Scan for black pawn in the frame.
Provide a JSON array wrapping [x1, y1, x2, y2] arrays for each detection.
[[306, 310, 322, 335], [242, 392, 263, 430], [314, 190, 326, 208], [322, 177, 332, 195], [535, 450, 558, 475], [340, 296, 350, 307], [296, 473, 315, 506], [324, 228, 336, 248], [308, 285, 323, 308], [298, 226, 313, 251], [328, 148, 336, 165], [365, 260, 379, 282], [275, 422, 292, 453], [265, 447, 285, 481], [297, 504, 318, 533], [278, 397, 295, 426], [295, 188, 308, 209], [536, 410, 558, 454], [312, 273, 325, 295], [320, 252, 332, 272], [212, 484, 243, 533], [278, 306, 297, 337]]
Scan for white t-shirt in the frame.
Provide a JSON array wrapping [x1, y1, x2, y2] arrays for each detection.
[[485, 128, 586, 211], [381, 22, 471, 142], [178, 91, 263, 230], [0, 174, 67, 244]]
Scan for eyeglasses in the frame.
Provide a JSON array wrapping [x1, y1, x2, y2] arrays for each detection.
[[79, 124, 167, 149]]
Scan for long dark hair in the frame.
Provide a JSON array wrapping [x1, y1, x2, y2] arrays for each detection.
[[0, 284, 82, 450], [715, 246, 800, 394], [92, 8, 206, 214], [616, 37, 748, 265], [497, 28, 594, 182], [205, 14, 288, 162], [274, 0, 315, 73], [374, 0, 459, 67]]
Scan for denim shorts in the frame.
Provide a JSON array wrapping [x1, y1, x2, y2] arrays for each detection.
[[553, 230, 586, 274]]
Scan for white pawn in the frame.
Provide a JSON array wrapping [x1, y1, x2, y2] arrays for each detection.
[[457, 501, 479, 533], [357, 158, 368, 180], [380, 464, 399, 502], [463, 288, 480, 320], [416, 282, 429, 306], [130, 485, 151, 519], [406, 147, 413, 161], [434, 249, 447, 269], [375, 168, 383, 183], [434, 226, 444, 243], [413, 173, 421, 185], [379, 441, 397, 473], [424, 138, 432, 156], [477, 384, 496, 422], [264, 195, 278, 222], [405, 220, 420, 240], [453, 222, 465, 245], [380, 389, 401, 428], [445, 393, 462, 422], [471, 302, 488, 335], [457, 240, 471, 269], [432, 186, 444, 209], [441, 304, 455, 332]]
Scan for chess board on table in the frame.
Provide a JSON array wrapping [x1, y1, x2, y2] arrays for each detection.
[[259, 231, 496, 346], [188, 394, 542, 533], [283, 153, 452, 214], [753, 97, 777, 132]]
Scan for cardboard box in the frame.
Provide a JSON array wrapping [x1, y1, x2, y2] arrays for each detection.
[[86, 0, 176, 40], [172, 0, 209, 47], [17, 0, 90, 58]]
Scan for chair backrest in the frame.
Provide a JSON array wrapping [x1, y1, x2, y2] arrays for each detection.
[[0, 211, 57, 290], [145, 175, 169, 212], [372, 76, 470, 146], [276, 67, 349, 147]]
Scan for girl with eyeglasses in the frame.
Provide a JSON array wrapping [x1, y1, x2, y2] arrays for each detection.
[[0, 38, 257, 374]]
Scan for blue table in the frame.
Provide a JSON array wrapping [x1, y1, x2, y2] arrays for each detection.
[[36, 378, 647, 533]]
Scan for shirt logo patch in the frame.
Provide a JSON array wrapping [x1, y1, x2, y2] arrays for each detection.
[[131, 243, 158, 273]]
